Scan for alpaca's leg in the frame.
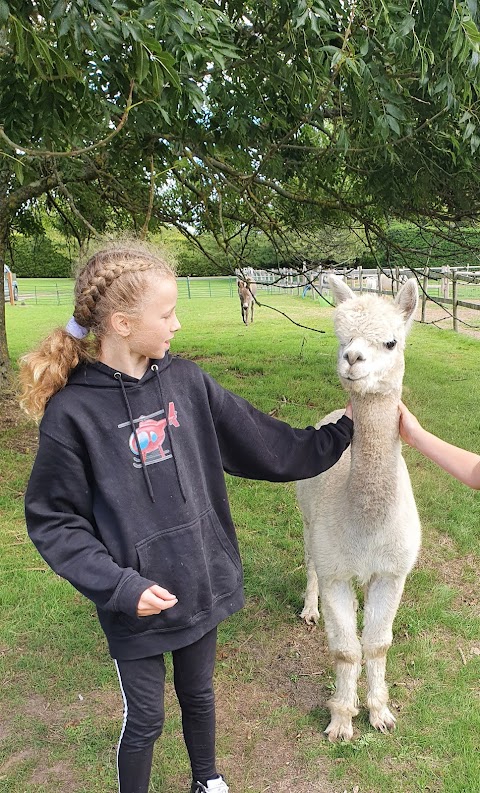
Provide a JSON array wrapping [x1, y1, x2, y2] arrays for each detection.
[[362, 574, 406, 733], [300, 521, 319, 625], [321, 579, 361, 742]]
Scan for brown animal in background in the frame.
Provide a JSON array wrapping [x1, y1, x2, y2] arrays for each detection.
[[237, 279, 257, 325]]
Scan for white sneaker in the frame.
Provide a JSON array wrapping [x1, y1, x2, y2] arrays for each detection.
[[191, 776, 229, 793]]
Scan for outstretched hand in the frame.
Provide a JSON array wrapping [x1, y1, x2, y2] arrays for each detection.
[[344, 401, 353, 420], [137, 585, 178, 617], [398, 400, 422, 448]]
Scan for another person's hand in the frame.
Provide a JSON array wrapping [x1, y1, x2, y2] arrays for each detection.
[[345, 401, 353, 420], [137, 585, 178, 617], [398, 400, 423, 448]]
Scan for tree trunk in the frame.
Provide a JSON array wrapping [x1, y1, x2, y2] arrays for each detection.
[[0, 223, 11, 393]]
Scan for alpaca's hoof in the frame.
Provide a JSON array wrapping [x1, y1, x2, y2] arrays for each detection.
[[300, 604, 320, 626], [369, 707, 396, 734], [324, 716, 354, 742]]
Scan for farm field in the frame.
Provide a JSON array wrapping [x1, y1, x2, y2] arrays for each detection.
[[1, 292, 480, 793]]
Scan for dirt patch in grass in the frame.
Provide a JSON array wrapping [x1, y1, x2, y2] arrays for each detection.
[[213, 623, 354, 792], [416, 302, 480, 340], [0, 390, 39, 454]]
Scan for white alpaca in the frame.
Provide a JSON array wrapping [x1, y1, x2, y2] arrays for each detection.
[[380, 272, 408, 295], [296, 276, 421, 742]]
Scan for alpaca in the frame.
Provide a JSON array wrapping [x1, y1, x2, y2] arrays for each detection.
[[296, 275, 421, 742], [380, 272, 408, 295], [363, 273, 407, 293], [237, 279, 257, 325]]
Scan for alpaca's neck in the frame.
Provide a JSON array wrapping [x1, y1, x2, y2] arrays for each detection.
[[348, 390, 402, 520]]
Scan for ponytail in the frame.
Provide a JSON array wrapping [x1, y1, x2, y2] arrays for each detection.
[[19, 328, 92, 421]]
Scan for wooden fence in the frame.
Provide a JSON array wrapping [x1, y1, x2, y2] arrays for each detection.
[[243, 265, 480, 333]]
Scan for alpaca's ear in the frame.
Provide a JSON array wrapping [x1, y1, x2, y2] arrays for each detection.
[[328, 274, 356, 304], [395, 278, 418, 330]]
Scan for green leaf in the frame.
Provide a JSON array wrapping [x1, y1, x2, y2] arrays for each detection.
[[385, 103, 405, 120], [13, 158, 24, 185], [0, 0, 9, 24], [58, 13, 73, 37], [463, 19, 480, 45], [386, 114, 400, 134], [155, 52, 181, 89], [336, 126, 349, 153], [359, 38, 369, 56], [398, 14, 415, 36]]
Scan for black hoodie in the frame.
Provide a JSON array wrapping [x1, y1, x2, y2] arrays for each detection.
[[25, 354, 353, 660]]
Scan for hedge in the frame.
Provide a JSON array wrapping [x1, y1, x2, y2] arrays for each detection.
[[6, 236, 74, 278]]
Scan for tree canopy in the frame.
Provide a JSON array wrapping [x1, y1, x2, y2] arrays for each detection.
[[1, 1, 480, 382]]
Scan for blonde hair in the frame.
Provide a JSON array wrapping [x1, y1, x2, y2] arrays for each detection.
[[19, 241, 176, 421]]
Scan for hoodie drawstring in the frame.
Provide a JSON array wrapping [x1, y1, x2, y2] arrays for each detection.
[[114, 372, 156, 503], [152, 364, 187, 503]]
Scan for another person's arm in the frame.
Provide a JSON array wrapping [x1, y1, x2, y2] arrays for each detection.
[[399, 400, 480, 490]]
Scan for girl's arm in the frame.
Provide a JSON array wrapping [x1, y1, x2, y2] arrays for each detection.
[[399, 401, 480, 490], [204, 373, 353, 482]]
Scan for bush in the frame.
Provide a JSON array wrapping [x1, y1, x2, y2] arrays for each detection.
[[7, 236, 73, 278], [375, 224, 480, 270]]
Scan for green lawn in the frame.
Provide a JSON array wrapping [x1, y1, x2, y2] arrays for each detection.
[[1, 292, 479, 793]]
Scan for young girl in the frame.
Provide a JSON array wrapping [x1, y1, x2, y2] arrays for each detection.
[[21, 242, 353, 793], [399, 401, 480, 489]]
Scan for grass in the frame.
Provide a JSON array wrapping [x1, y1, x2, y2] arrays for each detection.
[[2, 292, 480, 793]]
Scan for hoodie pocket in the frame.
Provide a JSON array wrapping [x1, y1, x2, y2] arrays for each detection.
[[120, 507, 242, 634]]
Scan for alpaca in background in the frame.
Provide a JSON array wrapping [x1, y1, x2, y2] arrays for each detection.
[[296, 275, 421, 741], [237, 279, 257, 325]]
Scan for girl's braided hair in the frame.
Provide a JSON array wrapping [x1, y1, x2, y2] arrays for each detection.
[[19, 241, 176, 421]]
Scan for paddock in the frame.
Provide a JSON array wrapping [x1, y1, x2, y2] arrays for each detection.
[[3, 289, 480, 792]]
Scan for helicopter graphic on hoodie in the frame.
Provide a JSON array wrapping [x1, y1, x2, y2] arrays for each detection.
[[118, 402, 180, 467]]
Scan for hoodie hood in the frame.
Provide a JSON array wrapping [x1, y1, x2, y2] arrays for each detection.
[[69, 353, 173, 388]]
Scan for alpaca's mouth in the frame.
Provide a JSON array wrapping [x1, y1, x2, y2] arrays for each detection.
[[342, 373, 367, 381]]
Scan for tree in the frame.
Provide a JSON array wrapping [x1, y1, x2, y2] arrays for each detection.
[[1, 1, 480, 386], [0, 0, 240, 385]]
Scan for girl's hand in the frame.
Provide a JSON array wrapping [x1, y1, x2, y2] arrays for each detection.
[[137, 585, 178, 617], [398, 400, 423, 448], [345, 401, 353, 420]]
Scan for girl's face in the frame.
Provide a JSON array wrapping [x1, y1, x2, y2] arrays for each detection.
[[126, 276, 181, 360]]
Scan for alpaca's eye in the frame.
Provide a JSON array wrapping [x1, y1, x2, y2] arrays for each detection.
[[385, 340, 397, 350]]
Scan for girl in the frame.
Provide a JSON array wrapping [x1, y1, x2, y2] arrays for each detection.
[[21, 242, 353, 793], [399, 401, 480, 489]]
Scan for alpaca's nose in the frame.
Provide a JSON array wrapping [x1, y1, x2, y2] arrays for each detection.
[[344, 348, 365, 365]]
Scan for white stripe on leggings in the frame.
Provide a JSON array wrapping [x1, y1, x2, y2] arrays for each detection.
[[114, 659, 128, 793]]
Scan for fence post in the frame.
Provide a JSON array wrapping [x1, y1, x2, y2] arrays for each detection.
[[421, 267, 429, 323], [452, 270, 458, 332], [441, 266, 450, 299], [186, 276, 191, 299], [56, 283, 60, 305], [358, 265, 363, 293]]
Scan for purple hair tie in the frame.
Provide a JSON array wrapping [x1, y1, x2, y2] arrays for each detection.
[[65, 316, 89, 339]]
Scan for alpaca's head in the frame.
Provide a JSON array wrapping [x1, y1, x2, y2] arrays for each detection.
[[328, 275, 418, 396]]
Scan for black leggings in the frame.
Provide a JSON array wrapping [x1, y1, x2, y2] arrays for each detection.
[[114, 628, 218, 793]]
